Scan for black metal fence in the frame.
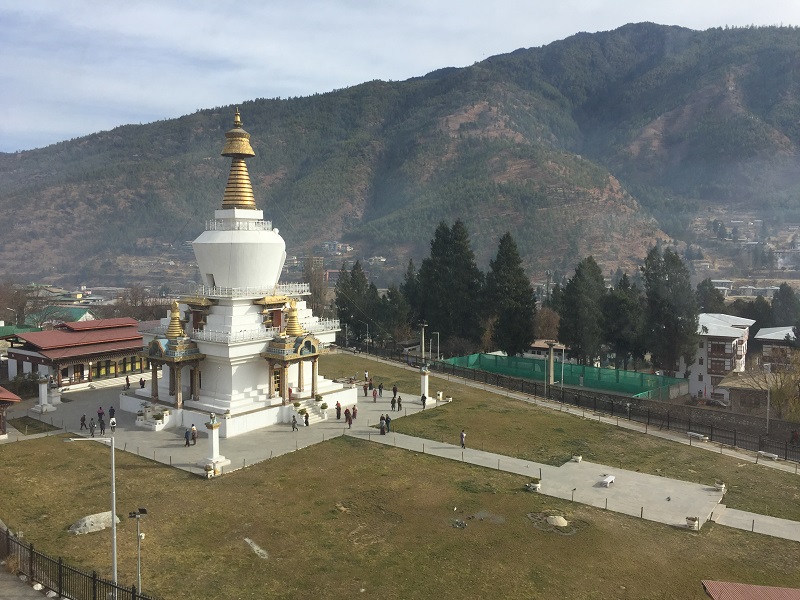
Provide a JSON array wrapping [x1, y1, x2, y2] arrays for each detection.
[[0, 526, 156, 600], [351, 342, 800, 464]]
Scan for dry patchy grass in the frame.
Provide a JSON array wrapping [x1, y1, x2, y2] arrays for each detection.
[[1, 435, 800, 599], [321, 354, 800, 522]]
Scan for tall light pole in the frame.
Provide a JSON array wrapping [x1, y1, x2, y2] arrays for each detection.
[[764, 363, 772, 435], [65, 437, 117, 585], [128, 508, 147, 593], [4, 307, 17, 326], [432, 332, 440, 360], [356, 319, 369, 351], [419, 321, 427, 365]]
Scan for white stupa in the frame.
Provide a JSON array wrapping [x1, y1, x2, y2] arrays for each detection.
[[130, 109, 357, 437]]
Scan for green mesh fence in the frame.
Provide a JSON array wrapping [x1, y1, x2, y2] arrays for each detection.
[[445, 353, 682, 396]]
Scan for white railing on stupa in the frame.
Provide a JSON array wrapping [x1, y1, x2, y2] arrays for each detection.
[[205, 219, 273, 231], [191, 326, 280, 344], [303, 318, 340, 333], [195, 283, 310, 298]]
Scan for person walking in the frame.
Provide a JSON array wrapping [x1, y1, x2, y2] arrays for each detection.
[[364, 370, 369, 381], [80, 414, 87, 430], [292, 415, 298, 431], [378, 382, 383, 397], [304, 412, 309, 427], [390, 397, 396, 411], [125, 375, 130, 390], [460, 429, 466, 449], [372, 388, 378, 403], [97, 406, 105, 422], [184, 428, 192, 447], [352, 406, 358, 420], [379, 415, 386, 435], [88, 418, 96, 437], [385, 414, 391, 433], [363, 383, 368, 397], [368, 379, 373, 392], [397, 396, 402, 411], [99, 418, 106, 435], [336, 402, 342, 420], [392, 384, 398, 399], [109, 417, 117, 433], [344, 408, 352, 429], [109, 406, 115, 419], [421, 394, 426, 409], [139, 377, 145, 388], [191, 424, 198, 445]]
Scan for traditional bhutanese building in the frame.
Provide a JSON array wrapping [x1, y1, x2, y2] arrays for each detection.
[[6, 318, 144, 386], [132, 109, 356, 437]]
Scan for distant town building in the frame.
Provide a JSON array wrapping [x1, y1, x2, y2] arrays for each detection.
[[754, 326, 796, 364]]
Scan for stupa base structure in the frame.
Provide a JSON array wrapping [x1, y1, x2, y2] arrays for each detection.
[[130, 109, 357, 438]]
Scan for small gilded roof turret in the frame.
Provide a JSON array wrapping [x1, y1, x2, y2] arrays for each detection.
[[284, 299, 305, 337], [220, 108, 257, 209], [165, 300, 185, 339]]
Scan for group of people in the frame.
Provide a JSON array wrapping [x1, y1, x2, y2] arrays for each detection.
[[379, 413, 392, 435], [291, 412, 311, 431], [80, 405, 117, 437], [184, 424, 198, 446]]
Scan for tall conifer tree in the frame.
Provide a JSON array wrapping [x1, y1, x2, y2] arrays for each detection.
[[485, 232, 536, 356]]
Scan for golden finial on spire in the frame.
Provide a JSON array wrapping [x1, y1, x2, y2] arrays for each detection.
[[284, 299, 305, 337], [220, 107, 257, 209], [165, 300, 185, 339]]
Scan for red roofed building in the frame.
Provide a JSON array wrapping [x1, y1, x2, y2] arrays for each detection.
[[6, 318, 145, 386], [0, 385, 21, 437]]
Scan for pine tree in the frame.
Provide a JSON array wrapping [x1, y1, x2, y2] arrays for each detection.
[[642, 247, 698, 375], [696, 278, 726, 313], [418, 221, 484, 344], [602, 274, 644, 369], [485, 233, 536, 356], [772, 283, 800, 326], [559, 256, 606, 364]]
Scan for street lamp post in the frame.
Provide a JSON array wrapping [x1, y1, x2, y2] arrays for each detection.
[[65, 437, 117, 585], [764, 363, 772, 435], [4, 307, 17, 326], [128, 508, 148, 593], [356, 319, 369, 353]]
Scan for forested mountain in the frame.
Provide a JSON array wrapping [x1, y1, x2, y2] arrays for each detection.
[[3, 22, 800, 286]]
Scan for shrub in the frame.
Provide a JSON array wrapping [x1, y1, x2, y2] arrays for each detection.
[[320, 403, 328, 410], [293, 401, 301, 408]]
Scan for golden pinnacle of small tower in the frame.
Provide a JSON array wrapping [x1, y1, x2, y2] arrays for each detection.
[[284, 299, 305, 337], [165, 300, 185, 339], [220, 107, 257, 209]]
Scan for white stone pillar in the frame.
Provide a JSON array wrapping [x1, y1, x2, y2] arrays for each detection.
[[420, 366, 429, 399], [32, 378, 55, 414], [198, 418, 230, 476]]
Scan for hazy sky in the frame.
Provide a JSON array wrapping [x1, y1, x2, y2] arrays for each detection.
[[2, 1, 799, 153]]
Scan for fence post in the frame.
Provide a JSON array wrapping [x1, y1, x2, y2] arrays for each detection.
[[786, 441, 789, 461], [667, 412, 670, 430], [58, 557, 63, 597], [92, 571, 98, 600], [734, 429, 737, 448], [28, 542, 33, 584], [133, 584, 138, 600], [710, 425, 714, 442], [647, 409, 650, 426]]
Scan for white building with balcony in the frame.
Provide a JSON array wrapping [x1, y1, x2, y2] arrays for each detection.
[[678, 313, 754, 404]]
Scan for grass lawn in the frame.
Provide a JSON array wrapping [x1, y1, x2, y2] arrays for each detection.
[[7, 416, 61, 435], [1, 434, 799, 599], [320, 354, 800, 522]]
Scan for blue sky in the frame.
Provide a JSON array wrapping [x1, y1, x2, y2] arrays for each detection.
[[1, 0, 799, 153]]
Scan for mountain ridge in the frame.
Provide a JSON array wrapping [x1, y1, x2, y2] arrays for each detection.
[[2, 22, 799, 287]]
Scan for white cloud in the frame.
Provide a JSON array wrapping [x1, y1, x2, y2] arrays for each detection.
[[2, 0, 800, 151]]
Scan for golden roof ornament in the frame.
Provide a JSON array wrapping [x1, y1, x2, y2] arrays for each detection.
[[284, 299, 305, 337], [165, 300, 185, 339], [220, 107, 257, 209]]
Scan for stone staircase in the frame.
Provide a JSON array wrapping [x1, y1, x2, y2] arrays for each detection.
[[293, 398, 328, 425]]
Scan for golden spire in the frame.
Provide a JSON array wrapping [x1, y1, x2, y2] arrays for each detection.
[[220, 107, 257, 209], [284, 299, 305, 337], [165, 300, 185, 339]]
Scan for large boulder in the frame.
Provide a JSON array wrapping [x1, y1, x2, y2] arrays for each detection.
[[68, 511, 119, 535]]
